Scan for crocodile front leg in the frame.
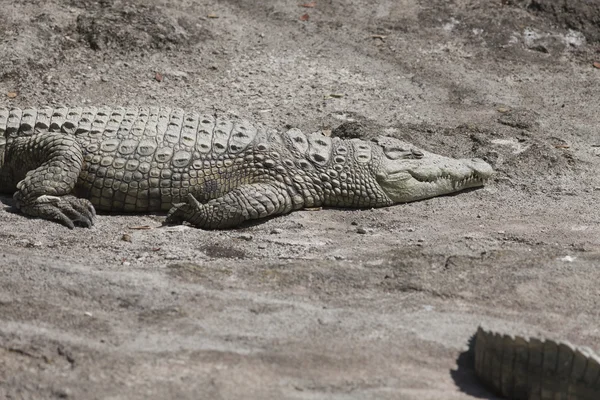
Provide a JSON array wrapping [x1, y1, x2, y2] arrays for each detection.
[[165, 182, 303, 229], [8, 133, 96, 228]]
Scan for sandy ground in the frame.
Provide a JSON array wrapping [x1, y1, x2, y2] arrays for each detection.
[[1, 0, 599, 399]]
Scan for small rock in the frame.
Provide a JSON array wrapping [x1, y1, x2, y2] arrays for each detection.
[[84, 312, 93, 317], [529, 44, 549, 53], [164, 254, 179, 260], [238, 234, 253, 241], [407, 227, 415, 232], [122, 261, 131, 266], [560, 255, 576, 262], [121, 234, 132, 242], [417, 238, 424, 242], [270, 228, 282, 235], [165, 69, 189, 79], [53, 388, 70, 399], [356, 227, 367, 234], [351, 221, 358, 226]]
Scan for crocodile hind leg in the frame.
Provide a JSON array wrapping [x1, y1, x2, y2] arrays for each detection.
[[165, 182, 304, 229], [8, 133, 96, 228]]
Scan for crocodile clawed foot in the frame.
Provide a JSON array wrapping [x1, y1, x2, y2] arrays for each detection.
[[15, 194, 96, 229], [165, 193, 202, 225]]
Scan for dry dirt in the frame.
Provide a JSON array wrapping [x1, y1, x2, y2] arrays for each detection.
[[1, 0, 599, 399]]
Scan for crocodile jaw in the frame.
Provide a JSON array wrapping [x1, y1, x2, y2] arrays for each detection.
[[376, 151, 493, 203]]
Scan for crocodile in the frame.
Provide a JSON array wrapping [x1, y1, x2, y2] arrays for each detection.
[[0, 106, 492, 229], [474, 326, 600, 399]]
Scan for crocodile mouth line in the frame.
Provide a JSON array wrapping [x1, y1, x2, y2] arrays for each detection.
[[411, 171, 487, 188]]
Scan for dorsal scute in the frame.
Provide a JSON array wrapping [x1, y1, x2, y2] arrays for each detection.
[[7, 108, 23, 139], [180, 111, 200, 150], [154, 107, 172, 140], [137, 138, 158, 156], [164, 108, 184, 144], [76, 107, 97, 135], [19, 108, 38, 136], [143, 107, 161, 137], [0, 108, 8, 138], [228, 119, 257, 153], [284, 128, 309, 156], [331, 138, 348, 168], [212, 117, 233, 154], [61, 107, 83, 134], [104, 107, 125, 138], [48, 107, 67, 133], [306, 132, 333, 166], [34, 107, 53, 134], [195, 114, 215, 153], [131, 107, 149, 137], [350, 138, 372, 164], [116, 107, 140, 139], [91, 106, 111, 138]]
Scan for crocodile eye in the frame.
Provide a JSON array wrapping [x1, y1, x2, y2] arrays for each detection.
[[383, 147, 416, 160], [411, 148, 424, 159]]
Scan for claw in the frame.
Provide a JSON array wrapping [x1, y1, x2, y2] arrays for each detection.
[[171, 201, 187, 210], [187, 193, 202, 209], [16, 194, 96, 229], [165, 194, 203, 225]]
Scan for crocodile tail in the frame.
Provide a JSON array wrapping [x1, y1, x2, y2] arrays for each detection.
[[474, 325, 600, 399]]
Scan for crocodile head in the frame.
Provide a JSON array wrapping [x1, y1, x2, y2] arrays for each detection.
[[374, 137, 493, 203]]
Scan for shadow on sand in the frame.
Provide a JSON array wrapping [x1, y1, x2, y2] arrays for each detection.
[[450, 333, 501, 399]]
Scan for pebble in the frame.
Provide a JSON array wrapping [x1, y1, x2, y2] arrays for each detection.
[[270, 228, 282, 234], [356, 227, 367, 234], [121, 234, 132, 242], [19, 239, 42, 248], [164, 254, 179, 260], [238, 234, 253, 241]]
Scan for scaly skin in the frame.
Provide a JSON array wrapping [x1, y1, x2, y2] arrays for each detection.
[[475, 326, 600, 399], [0, 106, 493, 229]]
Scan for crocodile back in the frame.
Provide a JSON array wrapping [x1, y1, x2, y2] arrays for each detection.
[[0, 107, 391, 212]]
